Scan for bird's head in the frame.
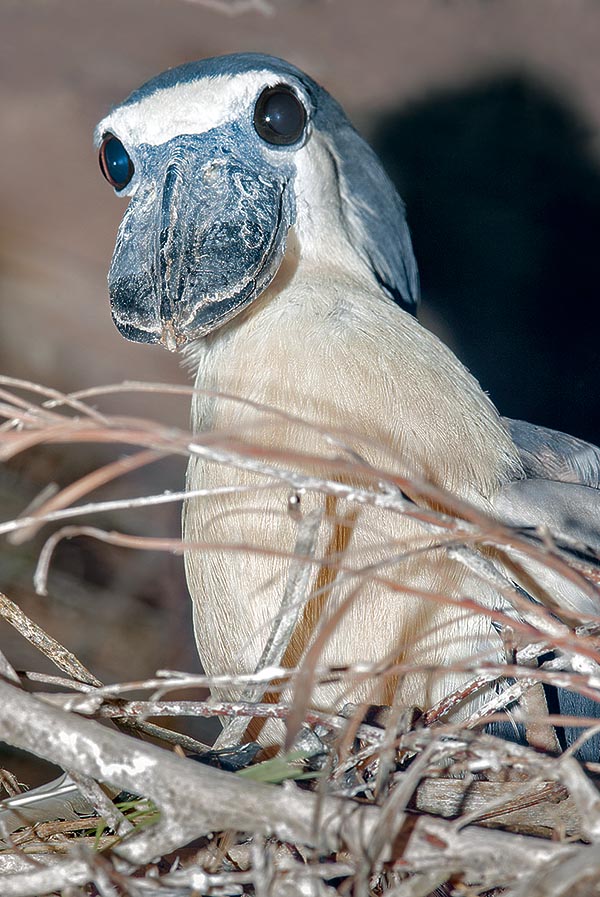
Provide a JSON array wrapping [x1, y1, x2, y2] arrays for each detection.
[[95, 53, 419, 350]]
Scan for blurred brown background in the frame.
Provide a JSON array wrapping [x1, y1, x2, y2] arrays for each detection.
[[1, 0, 600, 779]]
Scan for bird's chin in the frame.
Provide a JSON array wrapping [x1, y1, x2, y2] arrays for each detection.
[[109, 242, 288, 351], [158, 321, 179, 352]]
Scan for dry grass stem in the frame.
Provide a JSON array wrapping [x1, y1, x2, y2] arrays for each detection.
[[1, 378, 600, 894], [178, 0, 274, 15]]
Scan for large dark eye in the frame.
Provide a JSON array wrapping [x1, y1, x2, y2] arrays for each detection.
[[99, 134, 134, 190], [253, 85, 307, 146]]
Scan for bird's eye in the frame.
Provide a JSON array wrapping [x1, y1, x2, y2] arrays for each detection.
[[99, 134, 134, 190], [253, 85, 307, 146]]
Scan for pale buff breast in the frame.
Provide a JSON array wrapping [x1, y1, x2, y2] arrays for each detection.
[[183, 269, 522, 715]]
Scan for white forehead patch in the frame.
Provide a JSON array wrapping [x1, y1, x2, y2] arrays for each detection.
[[96, 71, 296, 148]]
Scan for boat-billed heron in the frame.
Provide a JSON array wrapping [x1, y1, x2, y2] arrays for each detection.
[[96, 53, 600, 753]]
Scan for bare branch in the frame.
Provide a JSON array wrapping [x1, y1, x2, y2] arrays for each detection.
[[0, 592, 100, 686], [178, 0, 274, 13], [216, 507, 323, 748]]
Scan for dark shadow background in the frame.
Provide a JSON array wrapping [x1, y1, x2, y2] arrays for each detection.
[[374, 73, 600, 445]]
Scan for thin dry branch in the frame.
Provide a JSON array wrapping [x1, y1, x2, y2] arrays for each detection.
[[29, 519, 600, 685], [178, 0, 274, 14], [0, 679, 381, 866], [0, 591, 101, 686], [216, 506, 323, 748], [3, 377, 600, 895], [1, 680, 595, 896], [8, 448, 163, 544]]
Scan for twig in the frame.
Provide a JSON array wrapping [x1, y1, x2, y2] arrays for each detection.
[[0, 677, 588, 895], [0, 592, 101, 686], [0, 375, 109, 425], [215, 507, 323, 748], [65, 772, 132, 838], [179, 0, 274, 13], [0, 679, 381, 867], [9, 449, 163, 545]]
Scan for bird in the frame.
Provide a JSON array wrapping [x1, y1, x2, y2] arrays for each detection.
[[95, 53, 600, 756]]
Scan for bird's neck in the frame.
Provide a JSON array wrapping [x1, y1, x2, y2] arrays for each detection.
[[183, 250, 521, 500], [183, 234, 378, 390]]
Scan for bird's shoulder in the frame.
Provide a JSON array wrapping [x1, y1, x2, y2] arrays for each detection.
[[505, 418, 600, 489], [496, 418, 600, 555]]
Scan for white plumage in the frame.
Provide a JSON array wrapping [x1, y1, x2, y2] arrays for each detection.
[[96, 53, 600, 749], [183, 247, 521, 715]]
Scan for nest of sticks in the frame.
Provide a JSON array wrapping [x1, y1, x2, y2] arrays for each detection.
[[0, 376, 600, 897]]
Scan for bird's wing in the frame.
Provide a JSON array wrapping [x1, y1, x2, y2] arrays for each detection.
[[494, 477, 600, 556], [497, 417, 600, 553], [493, 421, 600, 760], [331, 122, 421, 315], [504, 417, 600, 489]]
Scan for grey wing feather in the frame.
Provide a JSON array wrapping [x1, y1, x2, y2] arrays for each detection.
[[494, 419, 600, 615], [328, 117, 420, 314], [495, 477, 600, 555], [498, 417, 600, 554], [497, 421, 600, 758], [504, 417, 600, 488]]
